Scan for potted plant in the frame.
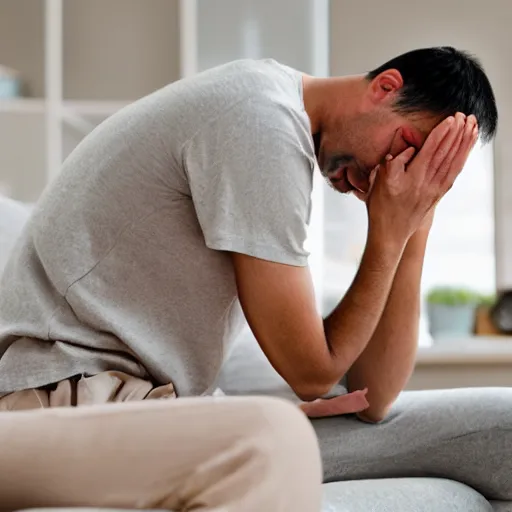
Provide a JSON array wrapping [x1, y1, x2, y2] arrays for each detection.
[[426, 287, 493, 340]]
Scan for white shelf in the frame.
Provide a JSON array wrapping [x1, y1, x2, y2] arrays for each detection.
[[416, 337, 512, 365], [0, 98, 131, 118], [0, 98, 46, 114], [62, 100, 131, 117]]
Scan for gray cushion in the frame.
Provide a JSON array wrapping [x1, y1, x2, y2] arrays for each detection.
[[13, 482, 509, 512], [492, 503, 512, 512], [0, 195, 30, 272], [322, 478, 496, 511]]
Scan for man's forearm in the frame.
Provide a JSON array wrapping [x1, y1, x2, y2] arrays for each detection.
[[322, 230, 405, 382], [346, 227, 430, 421]]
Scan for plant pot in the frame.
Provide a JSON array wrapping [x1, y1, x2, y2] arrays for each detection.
[[0, 66, 21, 99], [427, 303, 477, 340]]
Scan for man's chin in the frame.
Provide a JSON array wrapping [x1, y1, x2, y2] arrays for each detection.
[[352, 189, 368, 202]]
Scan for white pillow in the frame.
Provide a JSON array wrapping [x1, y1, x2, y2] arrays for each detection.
[[0, 195, 31, 273]]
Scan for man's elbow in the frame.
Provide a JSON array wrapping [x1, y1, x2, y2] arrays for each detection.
[[293, 380, 334, 403], [356, 404, 392, 424]]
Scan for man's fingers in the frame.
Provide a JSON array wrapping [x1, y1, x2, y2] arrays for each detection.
[[452, 115, 477, 164], [428, 112, 466, 176], [440, 118, 479, 189], [392, 146, 416, 167], [442, 114, 467, 165], [431, 114, 470, 183], [368, 165, 379, 193], [416, 115, 455, 167]]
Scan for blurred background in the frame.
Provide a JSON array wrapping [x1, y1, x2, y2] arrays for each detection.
[[0, 0, 510, 361]]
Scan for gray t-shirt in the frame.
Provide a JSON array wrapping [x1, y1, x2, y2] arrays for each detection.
[[0, 59, 315, 397]]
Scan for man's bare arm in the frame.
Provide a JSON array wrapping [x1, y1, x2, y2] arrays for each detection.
[[232, 232, 403, 401], [347, 225, 430, 422]]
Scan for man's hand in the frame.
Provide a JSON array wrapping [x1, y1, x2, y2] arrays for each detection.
[[367, 113, 478, 244], [299, 388, 369, 418]]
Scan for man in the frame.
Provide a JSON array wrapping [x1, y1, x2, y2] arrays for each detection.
[[1, 46, 510, 507]]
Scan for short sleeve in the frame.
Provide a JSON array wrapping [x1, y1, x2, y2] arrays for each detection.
[[183, 98, 315, 267]]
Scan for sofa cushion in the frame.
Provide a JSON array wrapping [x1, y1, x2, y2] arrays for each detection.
[[322, 478, 495, 512], [0, 195, 30, 273], [13, 479, 507, 512], [492, 503, 512, 512]]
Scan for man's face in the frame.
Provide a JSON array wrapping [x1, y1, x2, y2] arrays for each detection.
[[316, 108, 441, 196]]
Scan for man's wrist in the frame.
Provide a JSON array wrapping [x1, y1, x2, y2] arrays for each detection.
[[403, 227, 430, 260], [417, 209, 436, 234], [366, 226, 406, 268]]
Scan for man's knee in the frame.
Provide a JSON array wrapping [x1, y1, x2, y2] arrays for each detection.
[[242, 397, 322, 475]]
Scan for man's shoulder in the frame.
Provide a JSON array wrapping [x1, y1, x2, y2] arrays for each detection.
[[227, 58, 304, 107], [190, 58, 305, 117], [198, 59, 310, 146], [211, 58, 300, 87]]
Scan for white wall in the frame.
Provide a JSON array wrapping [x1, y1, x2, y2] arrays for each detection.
[[63, 0, 180, 101], [330, 0, 512, 290]]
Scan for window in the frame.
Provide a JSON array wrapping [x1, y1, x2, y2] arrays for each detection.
[[321, 141, 495, 345]]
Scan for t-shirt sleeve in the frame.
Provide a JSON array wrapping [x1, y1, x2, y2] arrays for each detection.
[[183, 98, 314, 267]]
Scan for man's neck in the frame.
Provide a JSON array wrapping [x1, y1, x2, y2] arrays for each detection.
[[302, 73, 366, 134]]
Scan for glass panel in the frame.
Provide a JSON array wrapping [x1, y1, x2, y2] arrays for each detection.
[[196, 0, 317, 73], [423, 140, 495, 295], [322, 141, 495, 344]]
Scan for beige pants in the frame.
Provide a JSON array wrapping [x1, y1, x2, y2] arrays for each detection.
[[0, 372, 322, 512]]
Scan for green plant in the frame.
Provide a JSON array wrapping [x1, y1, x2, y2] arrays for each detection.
[[426, 287, 494, 306], [478, 293, 496, 307]]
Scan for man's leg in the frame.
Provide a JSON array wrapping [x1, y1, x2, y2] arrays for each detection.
[[0, 396, 322, 511], [313, 387, 512, 501]]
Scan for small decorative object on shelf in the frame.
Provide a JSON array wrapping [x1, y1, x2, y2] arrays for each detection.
[[490, 290, 512, 334], [426, 287, 495, 341], [0, 65, 22, 99]]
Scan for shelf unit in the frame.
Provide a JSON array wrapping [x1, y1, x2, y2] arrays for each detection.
[[0, 98, 46, 114], [0, 99, 131, 116], [0, 0, 181, 201]]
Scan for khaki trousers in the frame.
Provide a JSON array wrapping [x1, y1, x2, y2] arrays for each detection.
[[0, 372, 322, 512]]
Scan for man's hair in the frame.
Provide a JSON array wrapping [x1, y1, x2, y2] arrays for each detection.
[[366, 47, 498, 143]]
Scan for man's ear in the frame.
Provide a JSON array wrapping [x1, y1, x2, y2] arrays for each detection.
[[368, 69, 403, 104]]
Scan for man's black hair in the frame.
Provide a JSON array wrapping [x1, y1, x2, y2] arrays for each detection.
[[366, 47, 498, 143]]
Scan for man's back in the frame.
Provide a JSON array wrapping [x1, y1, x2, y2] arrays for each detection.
[[0, 59, 315, 397]]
